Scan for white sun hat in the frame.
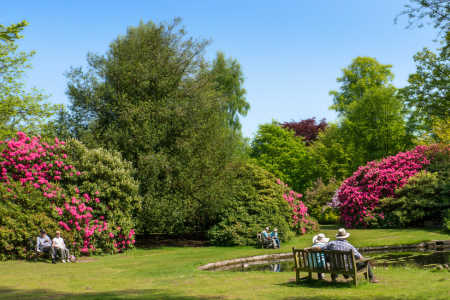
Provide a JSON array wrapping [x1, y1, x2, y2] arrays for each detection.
[[312, 233, 330, 244], [335, 228, 350, 239]]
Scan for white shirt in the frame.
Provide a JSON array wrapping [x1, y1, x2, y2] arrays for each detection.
[[53, 237, 65, 248]]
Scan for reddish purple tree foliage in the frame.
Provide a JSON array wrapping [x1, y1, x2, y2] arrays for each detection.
[[279, 118, 327, 144]]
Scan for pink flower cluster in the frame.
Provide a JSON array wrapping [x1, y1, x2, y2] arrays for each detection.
[[0, 132, 135, 255], [338, 145, 434, 228], [277, 178, 314, 234]]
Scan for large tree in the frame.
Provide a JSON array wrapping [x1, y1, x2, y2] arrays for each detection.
[[329, 56, 395, 116], [63, 19, 241, 235], [212, 51, 250, 131], [250, 121, 315, 193], [0, 20, 63, 140], [327, 57, 412, 168], [400, 46, 450, 133]]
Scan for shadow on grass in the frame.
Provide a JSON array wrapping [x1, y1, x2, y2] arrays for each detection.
[[0, 287, 234, 300], [276, 279, 436, 300]]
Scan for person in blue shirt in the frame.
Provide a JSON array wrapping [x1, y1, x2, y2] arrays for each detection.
[[309, 233, 330, 280], [36, 229, 56, 264], [261, 227, 277, 249], [270, 228, 280, 248]]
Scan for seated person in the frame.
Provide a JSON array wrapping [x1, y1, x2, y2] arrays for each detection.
[[36, 229, 56, 264], [304, 228, 379, 283], [52, 231, 70, 263], [270, 228, 281, 248], [309, 233, 329, 280], [261, 227, 277, 249]]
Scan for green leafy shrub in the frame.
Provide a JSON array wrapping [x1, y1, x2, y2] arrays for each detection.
[[207, 163, 311, 246], [60, 139, 142, 235], [372, 171, 450, 228], [0, 183, 63, 260], [304, 176, 341, 224], [310, 207, 340, 225]]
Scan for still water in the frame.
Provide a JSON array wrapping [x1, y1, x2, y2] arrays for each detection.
[[209, 251, 450, 272]]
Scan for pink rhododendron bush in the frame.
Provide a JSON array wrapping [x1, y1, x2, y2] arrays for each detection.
[[337, 144, 448, 228], [276, 178, 318, 235], [0, 133, 141, 260]]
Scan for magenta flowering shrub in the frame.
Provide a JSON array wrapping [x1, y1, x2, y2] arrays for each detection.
[[338, 145, 434, 228], [276, 178, 317, 234], [0, 132, 136, 259]]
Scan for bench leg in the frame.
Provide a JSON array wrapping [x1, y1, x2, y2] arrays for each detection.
[[308, 272, 312, 280], [296, 269, 300, 284], [353, 273, 358, 286]]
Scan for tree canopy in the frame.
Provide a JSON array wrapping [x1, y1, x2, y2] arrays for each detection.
[[62, 18, 242, 234], [0, 20, 63, 140]]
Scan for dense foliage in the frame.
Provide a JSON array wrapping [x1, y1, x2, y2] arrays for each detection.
[[58, 19, 248, 235], [0, 133, 138, 260], [250, 121, 315, 193], [303, 177, 341, 224], [207, 163, 315, 246], [336, 144, 450, 228]]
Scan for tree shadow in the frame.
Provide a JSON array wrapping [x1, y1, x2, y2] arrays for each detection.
[[0, 287, 235, 300]]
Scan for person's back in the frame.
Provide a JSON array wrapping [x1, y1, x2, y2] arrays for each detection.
[[308, 234, 329, 268]]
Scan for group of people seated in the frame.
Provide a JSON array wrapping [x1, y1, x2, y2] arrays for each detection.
[[304, 228, 379, 283], [37, 229, 72, 264], [261, 227, 280, 249]]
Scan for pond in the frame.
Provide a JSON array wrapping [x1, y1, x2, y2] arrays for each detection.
[[206, 250, 450, 272]]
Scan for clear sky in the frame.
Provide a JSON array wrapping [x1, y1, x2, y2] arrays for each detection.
[[2, 0, 441, 138]]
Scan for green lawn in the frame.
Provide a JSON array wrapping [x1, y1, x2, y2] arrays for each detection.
[[1, 225, 450, 300]]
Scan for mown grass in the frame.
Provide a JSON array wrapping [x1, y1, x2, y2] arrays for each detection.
[[1, 225, 450, 300]]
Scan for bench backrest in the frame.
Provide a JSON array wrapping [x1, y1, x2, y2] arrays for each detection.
[[292, 247, 357, 272]]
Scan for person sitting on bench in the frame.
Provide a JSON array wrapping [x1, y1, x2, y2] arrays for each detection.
[[304, 228, 379, 283], [52, 231, 70, 263], [270, 228, 281, 248], [37, 229, 56, 264], [310, 233, 330, 280], [261, 227, 277, 249]]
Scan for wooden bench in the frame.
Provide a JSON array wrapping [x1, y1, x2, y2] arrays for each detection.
[[292, 247, 372, 285], [256, 233, 273, 248], [28, 237, 73, 263]]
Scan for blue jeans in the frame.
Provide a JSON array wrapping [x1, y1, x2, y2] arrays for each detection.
[[274, 239, 280, 248]]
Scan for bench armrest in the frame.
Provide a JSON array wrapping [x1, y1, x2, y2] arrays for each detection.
[[355, 257, 372, 263]]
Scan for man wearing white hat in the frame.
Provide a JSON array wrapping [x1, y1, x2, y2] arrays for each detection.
[[261, 227, 277, 249], [304, 228, 379, 283]]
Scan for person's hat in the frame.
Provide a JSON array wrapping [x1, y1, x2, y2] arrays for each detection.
[[312, 233, 330, 244], [273, 228, 277, 232], [265, 227, 269, 230], [40, 229, 46, 234], [335, 228, 350, 239]]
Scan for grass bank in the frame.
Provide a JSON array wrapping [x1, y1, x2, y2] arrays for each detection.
[[1, 226, 450, 300]]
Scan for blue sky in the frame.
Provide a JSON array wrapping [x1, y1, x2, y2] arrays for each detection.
[[3, 0, 440, 138]]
